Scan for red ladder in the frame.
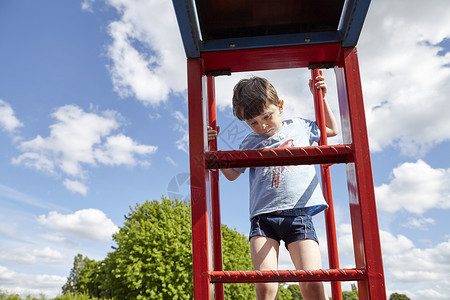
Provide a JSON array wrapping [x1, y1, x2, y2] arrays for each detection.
[[188, 46, 386, 299]]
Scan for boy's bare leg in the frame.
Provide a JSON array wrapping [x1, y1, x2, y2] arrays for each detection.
[[288, 239, 328, 300], [250, 236, 280, 300]]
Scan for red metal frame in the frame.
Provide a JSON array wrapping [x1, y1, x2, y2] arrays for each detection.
[[207, 76, 224, 300], [202, 43, 344, 73], [188, 58, 212, 299], [336, 48, 386, 299], [210, 268, 366, 284], [187, 45, 386, 300], [206, 145, 353, 169], [311, 68, 343, 300]]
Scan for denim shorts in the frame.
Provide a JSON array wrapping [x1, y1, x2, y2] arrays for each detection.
[[249, 208, 319, 249]]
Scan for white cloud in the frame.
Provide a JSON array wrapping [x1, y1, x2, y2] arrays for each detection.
[[165, 156, 177, 166], [148, 112, 161, 120], [0, 247, 65, 265], [0, 99, 23, 133], [380, 232, 450, 298], [172, 110, 187, 124], [0, 265, 65, 298], [414, 289, 449, 300], [336, 223, 356, 258], [335, 225, 450, 299], [175, 132, 189, 153], [13, 105, 120, 178], [402, 217, 435, 230], [63, 179, 88, 196], [81, 0, 95, 12], [105, 0, 186, 105], [380, 231, 415, 256], [13, 152, 56, 175], [375, 160, 450, 214], [40, 233, 78, 248], [37, 209, 119, 242], [172, 111, 189, 153], [95, 134, 156, 166], [357, 0, 450, 156], [0, 224, 17, 236], [12, 105, 157, 194]]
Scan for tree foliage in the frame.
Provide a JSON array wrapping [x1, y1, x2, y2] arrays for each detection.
[[287, 284, 303, 299], [53, 294, 98, 300], [62, 197, 259, 299], [342, 283, 359, 300], [62, 254, 101, 296], [107, 198, 193, 299], [389, 292, 410, 300], [221, 224, 255, 298]]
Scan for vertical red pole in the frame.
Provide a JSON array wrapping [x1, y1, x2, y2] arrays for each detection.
[[311, 69, 342, 300], [207, 76, 224, 300], [336, 48, 386, 300], [188, 58, 212, 299]]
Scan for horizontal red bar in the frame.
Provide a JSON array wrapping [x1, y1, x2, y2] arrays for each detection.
[[202, 43, 344, 73], [209, 268, 367, 283], [205, 144, 353, 169]]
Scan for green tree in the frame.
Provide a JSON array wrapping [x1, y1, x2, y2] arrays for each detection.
[[0, 289, 21, 300], [61, 197, 265, 299], [107, 197, 258, 299], [221, 224, 255, 298], [62, 254, 101, 296], [53, 293, 99, 300], [0, 290, 48, 300], [108, 198, 193, 299], [276, 283, 293, 299], [286, 284, 303, 299], [342, 283, 359, 300], [389, 292, 410, 300], [62, 254, 82, 295], [95, 255, 118, 299]]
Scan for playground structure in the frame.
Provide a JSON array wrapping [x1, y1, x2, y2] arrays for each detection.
[[172, 0, 386, 299]]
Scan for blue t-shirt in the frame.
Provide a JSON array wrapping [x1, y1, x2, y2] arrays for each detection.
[[237, 118, 328, 219]]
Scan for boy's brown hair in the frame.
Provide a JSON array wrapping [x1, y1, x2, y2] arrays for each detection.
[[232, 76, 281, 121]]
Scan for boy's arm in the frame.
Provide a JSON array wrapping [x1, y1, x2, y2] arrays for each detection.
[[220, 168, 241, 181], [207, 126, 242, 181], [310, 76, 339, 137], [323, 96, 339, 137]]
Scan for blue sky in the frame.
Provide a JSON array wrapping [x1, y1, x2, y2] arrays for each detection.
[[0, 0, 449, 299]]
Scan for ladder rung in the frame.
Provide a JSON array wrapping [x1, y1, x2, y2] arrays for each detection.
[[206, 144, 353, 169], [209, 268, 366, 283]]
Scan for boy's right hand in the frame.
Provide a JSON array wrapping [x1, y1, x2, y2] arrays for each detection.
[[207, 125, 242, 181], [207, 126, 220, 141], [309, 75, 327, 97]]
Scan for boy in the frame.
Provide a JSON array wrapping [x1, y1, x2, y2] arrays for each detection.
[[208, 75, 338, 300]]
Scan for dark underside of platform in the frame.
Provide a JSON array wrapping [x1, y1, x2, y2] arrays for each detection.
[[195, 0, 345, 41]]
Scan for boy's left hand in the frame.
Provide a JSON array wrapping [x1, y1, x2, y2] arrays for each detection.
[[207, 126, 220, 141], [309, 75, 327, 97]]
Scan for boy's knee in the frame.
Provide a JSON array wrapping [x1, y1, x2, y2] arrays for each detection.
[[299, 282, 326, 299], [255, 282, 278, 299]]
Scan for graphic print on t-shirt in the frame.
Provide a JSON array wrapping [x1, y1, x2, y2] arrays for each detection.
[[272, 139, 294, 188]]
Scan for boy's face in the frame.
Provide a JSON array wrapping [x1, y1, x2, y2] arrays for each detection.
[[245, 102, 284, 137]]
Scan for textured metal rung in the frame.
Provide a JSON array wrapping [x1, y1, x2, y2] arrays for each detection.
[[205, 144, 353, 169], [209, 268, 366, 283]]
